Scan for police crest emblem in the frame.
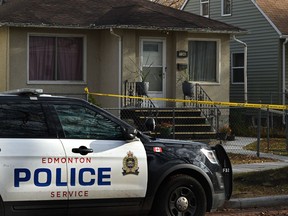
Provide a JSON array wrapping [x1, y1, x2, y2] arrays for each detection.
[[122, 151, 139, 175]]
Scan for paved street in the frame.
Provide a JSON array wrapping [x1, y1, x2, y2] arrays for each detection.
[[207, 206, 288, 215]]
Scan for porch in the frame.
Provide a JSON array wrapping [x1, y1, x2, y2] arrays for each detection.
[[121, 81, 222, 141]]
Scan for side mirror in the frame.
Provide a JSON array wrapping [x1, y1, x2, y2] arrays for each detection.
[[121, 127, 137, 140], [145, 118, 156, 131]]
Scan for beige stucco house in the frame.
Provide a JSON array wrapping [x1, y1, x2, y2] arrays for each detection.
[[0, 0, 244, 108]]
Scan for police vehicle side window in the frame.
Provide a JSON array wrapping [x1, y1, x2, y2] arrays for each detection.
[[54, 104, 125, 140], [0, 103, 50, 138]]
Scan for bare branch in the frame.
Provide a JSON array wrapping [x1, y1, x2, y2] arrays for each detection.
[[149, 0, 185, 9]]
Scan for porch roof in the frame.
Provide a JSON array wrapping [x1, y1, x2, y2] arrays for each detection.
[[0, 0, 245, 34]]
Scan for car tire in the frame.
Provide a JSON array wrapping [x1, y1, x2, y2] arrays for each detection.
[[152, 174, 206, 216]]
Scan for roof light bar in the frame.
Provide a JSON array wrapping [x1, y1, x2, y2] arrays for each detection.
[[2, 88, 44, 95]]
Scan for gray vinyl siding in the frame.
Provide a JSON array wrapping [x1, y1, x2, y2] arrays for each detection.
[[184, 0, 282, 104], [184, 0, 200, 15]]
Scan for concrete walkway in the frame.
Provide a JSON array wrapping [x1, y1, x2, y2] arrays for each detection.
[[221, 137, 288, 174]]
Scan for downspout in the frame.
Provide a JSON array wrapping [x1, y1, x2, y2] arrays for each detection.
[[110, 28, 122, 109], [233, 35, 248, 103], [6, 26, 9, 91], [282, 38, 288, 107], [282, 38, 288, 125]]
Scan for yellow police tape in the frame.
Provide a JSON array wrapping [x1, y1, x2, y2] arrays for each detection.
[[84, 88, 288, 110]]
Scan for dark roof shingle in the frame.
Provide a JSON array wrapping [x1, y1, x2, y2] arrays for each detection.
[[0, 0, 244, 33]]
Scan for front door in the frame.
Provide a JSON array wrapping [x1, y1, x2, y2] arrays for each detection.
[[140, 39, 166, 107]]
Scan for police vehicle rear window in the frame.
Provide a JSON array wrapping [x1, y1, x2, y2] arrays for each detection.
[[0, 103, 50, 138]]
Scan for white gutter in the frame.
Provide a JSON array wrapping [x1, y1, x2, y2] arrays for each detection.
[[282, 38, 288, 108], [110, 28, 122, 109], [233, 35, 248, 103]]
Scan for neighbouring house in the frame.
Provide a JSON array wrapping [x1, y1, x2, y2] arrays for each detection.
[[182, 0, 288, 107], [0, 0, 244, 112]]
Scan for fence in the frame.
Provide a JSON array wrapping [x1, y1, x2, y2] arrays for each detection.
[[52, 90, 288, 158], [54, 91, 288, 198], [103, 105, 288, 159]]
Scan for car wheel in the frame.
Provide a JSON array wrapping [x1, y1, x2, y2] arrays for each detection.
[[152, 174, 206, 216]]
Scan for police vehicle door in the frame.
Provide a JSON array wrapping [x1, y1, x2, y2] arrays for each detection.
[[53, 104, 148, 212], [0, 102, 68, 215]]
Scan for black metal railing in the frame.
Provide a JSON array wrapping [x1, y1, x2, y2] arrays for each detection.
[[123, 81, 221, 131], [123, 80, 156, 108], [184, 83, 221, 131]]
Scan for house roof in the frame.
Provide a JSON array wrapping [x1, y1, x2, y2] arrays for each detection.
[[256, 0, 288, 36], [0, 0, 244, 34]]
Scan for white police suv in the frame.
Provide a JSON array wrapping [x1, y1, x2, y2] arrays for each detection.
[[0, 89, 232, 216]]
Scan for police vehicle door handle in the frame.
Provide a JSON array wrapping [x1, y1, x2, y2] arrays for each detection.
[[72, 146, 93, 155]]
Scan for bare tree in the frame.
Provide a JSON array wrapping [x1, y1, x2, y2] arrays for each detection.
[[150, 0, 185, 9]]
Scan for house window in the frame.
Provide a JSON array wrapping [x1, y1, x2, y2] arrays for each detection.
[[200, 0, 209, 17], [232, 53, 244, 84], [29, 35, 84, 82], [222, 0, 231, 16], [188, 40, 217, 82]]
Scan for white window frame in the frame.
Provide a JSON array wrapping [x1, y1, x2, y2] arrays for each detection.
[[221, 0, 232, 16], [188, 38, 221, 84], [231, 52, 244, 84], [27, 33, 87, 85], [200, 0, 209, 18]]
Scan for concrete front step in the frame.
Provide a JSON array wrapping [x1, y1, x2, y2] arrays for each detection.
[[153, 131, 217, 140], [121, 108, 216, 140], [134, 109, 202, 117]]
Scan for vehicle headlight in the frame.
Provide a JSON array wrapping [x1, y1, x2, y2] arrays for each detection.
[[201, 148, 219, 164]]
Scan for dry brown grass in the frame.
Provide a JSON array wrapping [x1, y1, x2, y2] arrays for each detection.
[[244, 138, 288, 156], [228, 153, 278, 165], [228, 142, 288, 199], [232, 166, 288, 198]]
